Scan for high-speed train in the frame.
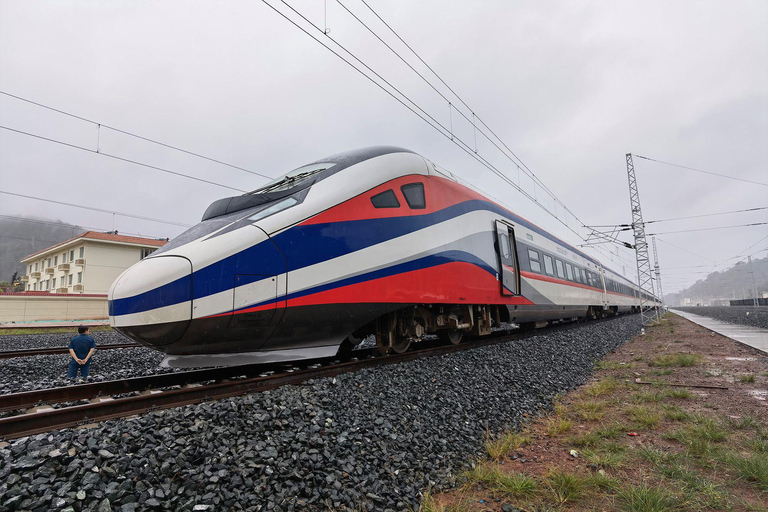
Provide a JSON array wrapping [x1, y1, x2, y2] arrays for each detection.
[[109, 146, 658, 367]]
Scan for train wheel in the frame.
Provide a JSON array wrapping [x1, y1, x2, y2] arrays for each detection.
[[439, 329, 463, 345], [391, 336, 411, 354]]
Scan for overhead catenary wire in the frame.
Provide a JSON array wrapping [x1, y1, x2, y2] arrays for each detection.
[[0, 90, 272, 180], [0, 191, 193, 228], [265, 0, 633, 273], [587, 206, 768, 228], [0, 125, 246, 193], [344, 0, 595, 245], [647, 222, 768, 236], [634, 155, 768, 187]]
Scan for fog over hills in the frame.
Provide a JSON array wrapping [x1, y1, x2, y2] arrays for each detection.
[[0, 217, 85, 283], [664, 255, 768, 306]]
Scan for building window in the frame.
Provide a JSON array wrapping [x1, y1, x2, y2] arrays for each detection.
[[54, 255, 58, 266], [47, 257, 51, 267], [33, 283, 37, 291], [28, 264, 32, 273], [46, 280, 50, 290], [400, 183, 426, 209], [140, 248, 156, 260], [77, 272, 82, 284], [79, 246, 84, 258], [52, 278, 56, 288], [370, 189, 400, 208], [70, 250, 75, 261], [27, 284, 31, 291], [35, 262, 39, 271], [68, 274, 73, 285], [41, 260, 45, 270], [63, 252, 67, 263], [528, 249, 542, 273]]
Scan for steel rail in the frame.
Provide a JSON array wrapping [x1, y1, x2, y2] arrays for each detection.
[[0, 315, 630, 440], [0, 343, 139, 359]]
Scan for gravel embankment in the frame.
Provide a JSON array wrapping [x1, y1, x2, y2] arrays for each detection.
[[0, 330, 131, 352], [0, 348, 177, 395], [673, 306, 768, 329], [0, 317, 641, 512]]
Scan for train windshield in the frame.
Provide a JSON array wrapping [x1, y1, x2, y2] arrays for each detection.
[[249, 163, 335, 195]]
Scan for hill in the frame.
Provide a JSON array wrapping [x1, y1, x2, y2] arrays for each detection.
[[0, 217, 85, 284], [665, 255, 768, 305]]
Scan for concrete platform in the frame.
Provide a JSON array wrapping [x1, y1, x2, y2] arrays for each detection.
[[671, 309, 768, 354]]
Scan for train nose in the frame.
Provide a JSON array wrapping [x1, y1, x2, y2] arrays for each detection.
[[109, 256, 193, 347]]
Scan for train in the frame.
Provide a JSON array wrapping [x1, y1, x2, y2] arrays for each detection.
[[109, 146, 659, 367]]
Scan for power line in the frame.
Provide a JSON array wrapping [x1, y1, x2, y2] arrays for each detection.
[[646, 206, 768, 224], [656, 238, 716, 263], [344, 0, 595, 249], [0, 125, 245, 193], [0, 90, 272, 180], [634, 155, 768, 187], [265, 0, 633, 275], [0, 191, 193, 227], [647, 222, 768, 236]]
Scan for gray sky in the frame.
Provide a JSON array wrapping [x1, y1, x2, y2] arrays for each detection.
[[1, 0, 766, 296]]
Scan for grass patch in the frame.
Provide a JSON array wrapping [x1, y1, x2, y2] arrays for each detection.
[[581, 448, 625, 469], [651, 353, 702, 367], [637, 445, 678, 466], [544, 470, 588, 505], [627, 406, 661, 429], [667, 388, 692, 399], [739, 374, 756, 383], [616, 483, 680, 512], [584, 378, 619, 397], [720, 451, 768, 491], [650, 369, 674, 376], [463, 464, 537, 498], [484, 430, 530, 459], [545, 417, 573, 437], [417, 488, 468, 512], [595, 360, 633, 370], [632, 390, 667, 403], [662, 405, 691, 422], [576, 401, 605, 421]]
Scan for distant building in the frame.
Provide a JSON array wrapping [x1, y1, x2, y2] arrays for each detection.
[[20, 231, 167, 294]]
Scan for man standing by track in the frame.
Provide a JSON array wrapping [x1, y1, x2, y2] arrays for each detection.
[[68, 325, 96, 381]]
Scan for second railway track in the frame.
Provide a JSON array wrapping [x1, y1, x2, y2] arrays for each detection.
[[0, 315, 628, 440]]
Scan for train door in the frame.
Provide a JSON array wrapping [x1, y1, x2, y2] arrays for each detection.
[[495, 220, 519, 295]]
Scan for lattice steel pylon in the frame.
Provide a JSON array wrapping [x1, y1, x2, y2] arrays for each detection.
[[652, 236, 666, 314], [626, 153, 659, 326]]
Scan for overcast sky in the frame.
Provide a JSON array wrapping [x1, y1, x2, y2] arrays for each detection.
[[1, 0, 766, 296]]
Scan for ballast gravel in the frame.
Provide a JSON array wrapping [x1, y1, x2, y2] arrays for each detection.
[[0, 317, 641, 512], [0, 330, 131, 352], [0, 347, 177, 395], [674, 306, 768, 330]]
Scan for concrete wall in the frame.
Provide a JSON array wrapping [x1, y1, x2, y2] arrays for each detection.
[[0, 294, 108, 322], [82, 242, 142, 294]]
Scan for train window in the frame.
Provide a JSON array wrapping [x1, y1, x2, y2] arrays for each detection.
[[528, 249, 542, 273], [578, 268, 586, 284], [555, 259, 565, 279], [400, 183, 426, 209], [543, 254, 554, 276], [371, 189, 400, 208], [565, 263, 574, 281], [573, 267, 582, 283], [499, 231, 512, 259]]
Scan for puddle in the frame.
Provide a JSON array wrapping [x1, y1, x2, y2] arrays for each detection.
[[724, 357, 757, 361], [748, 389, 767, 401]]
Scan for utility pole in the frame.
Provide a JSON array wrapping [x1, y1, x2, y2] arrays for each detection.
[[748, 255, 759, 307], [652, 237, 665, 312], [626, 153, 658, 326]]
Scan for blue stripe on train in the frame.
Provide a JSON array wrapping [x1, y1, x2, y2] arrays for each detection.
[[111, 198, 593, 317]]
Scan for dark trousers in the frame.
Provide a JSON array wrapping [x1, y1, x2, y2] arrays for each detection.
[[68, 358, 91, 378]]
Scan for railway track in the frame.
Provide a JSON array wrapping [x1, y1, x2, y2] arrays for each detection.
[[0, 343, 140, 359], [0, 315, 630, 440]]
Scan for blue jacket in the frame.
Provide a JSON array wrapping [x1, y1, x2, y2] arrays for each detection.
[[68, 334, 96, 360]]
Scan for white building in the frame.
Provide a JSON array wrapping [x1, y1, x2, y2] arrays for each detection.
[[20, 231, 167, 294]]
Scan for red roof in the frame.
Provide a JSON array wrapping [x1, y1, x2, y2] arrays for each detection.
[[22, 231, 168, 260], [0, 292, 108, 297]]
